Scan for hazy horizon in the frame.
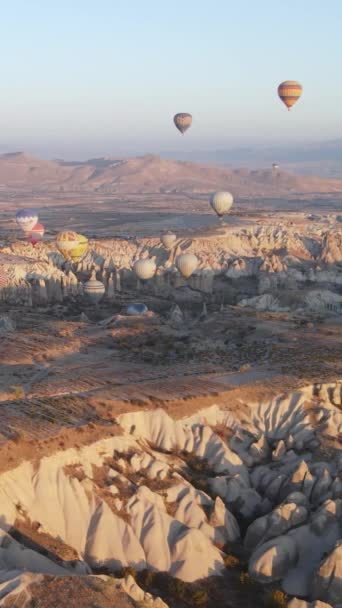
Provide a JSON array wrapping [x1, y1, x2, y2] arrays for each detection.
[[0, 0, 341, 160], [2, 137, 342, 167]]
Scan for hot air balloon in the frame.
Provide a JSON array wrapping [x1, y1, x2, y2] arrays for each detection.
[[210, 191, 233, 218], [69, 234, 88, 263], [16, 209, 39, 233], [173, 113, 192, 134], [84, 270, 105, 304], [161, 232, 177, 249], [56, 231, 88, 263], [278, 81, 302, 110], [133, 259, 157, 281], [176, 253, 198, 279], [27, 223, 45, 246], [126, 303, 148, 316]]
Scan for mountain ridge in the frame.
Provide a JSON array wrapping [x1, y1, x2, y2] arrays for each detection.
[[0, 152, 342, 196]]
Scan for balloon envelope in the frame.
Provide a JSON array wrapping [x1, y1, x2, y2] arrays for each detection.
[[16, 209, 39, 233], [126, 303, 148, 316], [133, 259, 156, 280], [84, 271, 105, 304], [161, 232, 177, 249], [173, 113, 192, 134], [27, 223, 44, 245], [210, 192, 233, 217], [278, 81, 302, 110], [176, 253, 198, 279], [69, 234, 88, 263], [56, 231, 88, 263]]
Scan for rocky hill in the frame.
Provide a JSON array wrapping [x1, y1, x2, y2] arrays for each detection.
[[1, 152, 342, 196]]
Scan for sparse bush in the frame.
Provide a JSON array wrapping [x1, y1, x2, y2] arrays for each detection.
[[139, 569, 156, 587], [122, 566, 137, 580], [239, 572, 255, 586], [189, 588, 209, 605], [63, 464, 86, 482], [167, 578, 186, 599], [10, 385, 25, 400], [265, 590, 287, 608], [185, 455, 210, 473], [192, 478, 208, 491], [223, 554, 240, 568]]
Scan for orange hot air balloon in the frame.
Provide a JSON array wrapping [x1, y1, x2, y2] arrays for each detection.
[[173, 113, 192, 134], [278, 81, 302, 110]]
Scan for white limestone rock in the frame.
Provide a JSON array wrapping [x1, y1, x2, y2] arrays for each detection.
[[244, 502, 308, 552], [312, 541, 342, 607], [249, 535, 298, 583]]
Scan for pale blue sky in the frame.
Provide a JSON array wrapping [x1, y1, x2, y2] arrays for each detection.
[[0, 0, 341, 158]]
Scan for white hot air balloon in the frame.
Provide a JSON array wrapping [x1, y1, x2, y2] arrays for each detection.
[[176, 253, 198, 279], [133, 258, 157, 281], [161, 232, 177, 249], [210, 191, 233, 218], [84, 270, 105, 304]]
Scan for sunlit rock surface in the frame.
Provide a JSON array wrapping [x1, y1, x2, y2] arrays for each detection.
[[0, 383, 340, 606]]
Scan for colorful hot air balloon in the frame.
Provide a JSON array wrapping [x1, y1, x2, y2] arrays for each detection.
[[56, 231, 88, 263], [173, 113, 192, 134], [133, 259, 157, 281], [161, 232, 177, 249], [210, 191, 234, 218], [69, 234, 88, 263], [278, 81, 302, 110], [176, 253, 198, 279], [16, 209, 39, 233], [27, 223, 45, 246], [84, 270, 105, 304]]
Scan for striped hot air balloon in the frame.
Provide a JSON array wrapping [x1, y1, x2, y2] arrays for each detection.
[[278, 81, 302, 110], [173, 113, 192, 134], [16, 209, 39, 233]]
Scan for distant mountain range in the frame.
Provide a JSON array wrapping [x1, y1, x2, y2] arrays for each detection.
[[0, 151, 342, 197], [161, 139, 342, 177]]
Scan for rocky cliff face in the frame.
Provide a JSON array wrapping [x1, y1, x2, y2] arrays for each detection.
[[0, 222, 341, 315], [0, 384, 340, 607]]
